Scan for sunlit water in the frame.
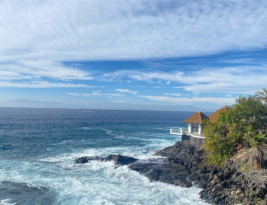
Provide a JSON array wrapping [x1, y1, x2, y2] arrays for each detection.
[[0, 108, 209, 205]]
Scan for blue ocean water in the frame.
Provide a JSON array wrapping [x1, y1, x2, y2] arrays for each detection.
[[0, 108, 209, 205]]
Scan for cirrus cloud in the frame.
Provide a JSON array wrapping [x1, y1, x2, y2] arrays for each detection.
[[0, 0, 267, 62], [116, 89, 138, 94], [165, 93, 181, 97], [0, 60, 92, 81], [66, 91, 124, 97], [100, 66, 267, 94], [140, 95, 235, 105], [0, 81, 90, 88]]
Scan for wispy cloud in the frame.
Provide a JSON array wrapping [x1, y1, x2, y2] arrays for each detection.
[[116, 89, 138, 94], [66, 93, 82, 96], [66, 91, 124, 97], [0, 60, 93, 88], [92, 91, 124, 97], [0, 60, 92, 81], [0, 81, 89, 88], [0, 0, 267, 62], [140, 95, 235, 105], [100, 66, 267, 94], [99, 70, 183, 82], [66, 93, 93, 97], [219, 58, 258, 64], [1, 0, 267, 110], [165, 93, 181, 97]]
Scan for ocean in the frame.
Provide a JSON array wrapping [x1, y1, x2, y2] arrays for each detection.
[[0, 108, 209, 205]]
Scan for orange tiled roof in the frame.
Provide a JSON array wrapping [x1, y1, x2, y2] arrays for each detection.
[[183, 111, 209, 124], [208, 106, 227, 123]]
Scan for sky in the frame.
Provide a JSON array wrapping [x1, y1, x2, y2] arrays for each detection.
[[0, 0, 267, 111]]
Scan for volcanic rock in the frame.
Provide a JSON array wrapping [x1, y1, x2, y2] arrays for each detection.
[[76, 154, 138, 167]]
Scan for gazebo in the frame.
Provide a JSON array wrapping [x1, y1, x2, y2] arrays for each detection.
[[209, 106, 227, 123], [183, 111, 209, 135], [170, 107, 227, 138]]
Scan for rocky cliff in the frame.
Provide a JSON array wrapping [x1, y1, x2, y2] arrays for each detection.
[[130, 141, 267, 205], [200, 147, 267, 205], [129, 140, 213, 188], [76, 141, 267, 204]]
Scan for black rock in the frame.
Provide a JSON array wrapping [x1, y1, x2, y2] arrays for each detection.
[[131, 141, 267, 204], [129, 141, 211, 188], [76, 157, 89, 164], [76, 155, 138, 167], [76, 156, 101, 164], [103, 155, 138, 166], [76, 141, 267, 204]]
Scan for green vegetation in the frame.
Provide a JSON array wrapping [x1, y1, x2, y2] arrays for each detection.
[[254, 88, 267, 103], [203, 89, 267, 166]]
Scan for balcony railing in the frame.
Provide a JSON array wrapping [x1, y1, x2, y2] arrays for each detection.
[[170, 127, 205, 138], [170, 127, 188, 135]]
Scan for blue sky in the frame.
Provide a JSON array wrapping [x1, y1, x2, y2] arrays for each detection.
[[0, 0, 267, 111]]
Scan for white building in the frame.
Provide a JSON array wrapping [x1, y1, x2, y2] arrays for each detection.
[[170, 107, 226, 138]]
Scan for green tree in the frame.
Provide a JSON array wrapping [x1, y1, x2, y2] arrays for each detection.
[[254, 88, 267, 104], [203, 95, 267, 166]]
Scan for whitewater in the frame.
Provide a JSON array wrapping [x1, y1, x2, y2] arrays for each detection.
[[0, 108, 208, 205]]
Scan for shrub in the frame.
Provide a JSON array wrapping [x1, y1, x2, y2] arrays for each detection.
[[203, 95, 267, 166]]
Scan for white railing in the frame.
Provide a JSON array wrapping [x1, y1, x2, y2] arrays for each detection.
[[170, 127, 184, 135], [187, 133, 205, 139], [170, 127, 205, 138]]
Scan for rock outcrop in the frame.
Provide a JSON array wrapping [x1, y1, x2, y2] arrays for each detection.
[[76, 141, 267, 204], [76, 154, 138, 167], [130, 141, 267, 205], [129, 140, 214, 188], [199, 148, 267, 205]]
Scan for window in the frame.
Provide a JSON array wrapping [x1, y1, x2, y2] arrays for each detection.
[[192, 125, 199, 133]]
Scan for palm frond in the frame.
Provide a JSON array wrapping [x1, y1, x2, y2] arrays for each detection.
[[254, 88, 267, 104]]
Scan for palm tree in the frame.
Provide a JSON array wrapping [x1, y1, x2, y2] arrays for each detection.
[[254, 88, 267, 104]]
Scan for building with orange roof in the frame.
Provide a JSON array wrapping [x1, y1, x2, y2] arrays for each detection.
[[170, 107, 227, 138], [208, 106, 227, 123], [183, 111, 208, 135]]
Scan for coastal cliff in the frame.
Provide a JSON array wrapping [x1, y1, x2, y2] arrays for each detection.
[[129, 140, 212, 188], [130, 141, 267, 205], [77, 140, 267, 204]]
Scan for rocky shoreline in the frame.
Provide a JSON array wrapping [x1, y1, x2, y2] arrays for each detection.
[[77, 140, 267, 205]]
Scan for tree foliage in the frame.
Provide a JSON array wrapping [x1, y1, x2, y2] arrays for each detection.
[[254, 87, 267, 104], [203, 94, 267, 166]]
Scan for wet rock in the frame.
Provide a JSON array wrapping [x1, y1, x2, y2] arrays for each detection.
[[132, 141, 267, 204], [76, 157, 88, 164], [77, 141, 267, 204], [75, 156, 101, 164], [103, 154, 138, 166], [129, 141, 211, 188], [129, 160, 192, 187], [76, 155, 138, 167]]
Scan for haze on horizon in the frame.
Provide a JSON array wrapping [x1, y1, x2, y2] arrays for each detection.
[[1, 0, 267, 112]]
